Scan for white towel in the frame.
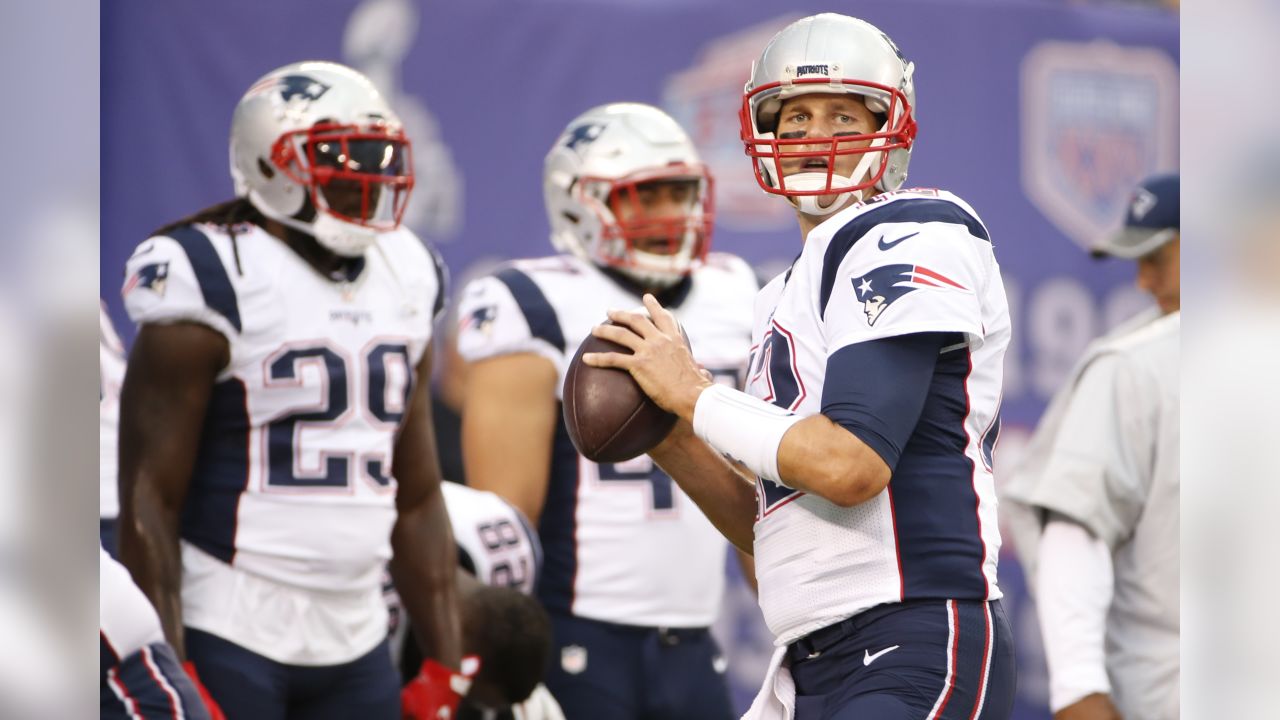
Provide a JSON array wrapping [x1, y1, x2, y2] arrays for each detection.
[[741, 647, 796, 720]]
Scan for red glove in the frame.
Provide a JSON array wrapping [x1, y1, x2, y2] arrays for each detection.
[[401, 656, 482, 720], [181, 661, 227, 720]]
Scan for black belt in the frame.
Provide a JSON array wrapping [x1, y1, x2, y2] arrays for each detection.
[[591, 618, 710, 647], [786, 615, 860, 664]]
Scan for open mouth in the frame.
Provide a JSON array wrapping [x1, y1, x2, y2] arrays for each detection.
[[633, 236, 679, 255]]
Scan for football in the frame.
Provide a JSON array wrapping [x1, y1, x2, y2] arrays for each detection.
[[562, 321, 678, 463]]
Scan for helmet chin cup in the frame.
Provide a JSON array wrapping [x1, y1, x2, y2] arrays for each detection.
[[250, 192, 379, 257], [307, 212, 379, 256], [782, 172, 859, 217], [625, 240, 698, 289]]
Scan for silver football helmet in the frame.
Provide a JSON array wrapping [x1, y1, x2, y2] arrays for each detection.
[[544, 103, 713, 289], [740, 14, 917, 216], [229, 61, 414, 256]]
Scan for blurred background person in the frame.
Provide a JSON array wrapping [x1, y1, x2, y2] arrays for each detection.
[[1003, 174, 1180, 720], [456, 102, 756, 719]]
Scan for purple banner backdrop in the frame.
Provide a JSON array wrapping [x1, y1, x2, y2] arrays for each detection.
[[102, 1, 1177, 717]]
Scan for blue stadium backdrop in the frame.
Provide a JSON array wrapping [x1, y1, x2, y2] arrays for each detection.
[[102, 1, 1178, 717]]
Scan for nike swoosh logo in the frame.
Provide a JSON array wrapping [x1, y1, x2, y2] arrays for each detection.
[[878, 231, 919, 250], [863, 645, 900, 666]]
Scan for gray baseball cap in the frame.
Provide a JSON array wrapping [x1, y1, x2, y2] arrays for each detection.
[[1092, 173, 1179, 259]]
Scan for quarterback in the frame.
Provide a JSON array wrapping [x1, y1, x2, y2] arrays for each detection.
[[587, 14, 1017, 719]]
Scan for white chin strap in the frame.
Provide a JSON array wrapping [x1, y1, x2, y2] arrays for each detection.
[[252, 193, 380, 257], [304, 212, 380, 257], [765, 125, 890, 218], [625, 242, 694, 290], [785, 171, 862, 217]]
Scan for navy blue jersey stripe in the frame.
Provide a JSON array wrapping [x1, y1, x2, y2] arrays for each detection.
[[495, 268, 566, 353], [166, 225, 242, 333], [818, 198, 990, 316], [512, 504, 545, 584], [181, 378, 250, 564], [536, 416, 580, 612], [890, 347, 987, 599], [427, 243, 449, 321]]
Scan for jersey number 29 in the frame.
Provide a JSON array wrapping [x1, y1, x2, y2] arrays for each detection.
[[264, 341, 412, 491]]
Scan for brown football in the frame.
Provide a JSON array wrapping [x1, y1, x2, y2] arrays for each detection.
[[562, 321, 678, 463]]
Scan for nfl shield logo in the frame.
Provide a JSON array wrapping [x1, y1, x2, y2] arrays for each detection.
[[561, 644, 588, 675], [1021, 41, 1178, 251]]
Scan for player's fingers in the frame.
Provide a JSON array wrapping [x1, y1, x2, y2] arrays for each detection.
[[590, 323, 642, 351], [581, 351, 631, 369], [642, 294, 679, 335], [605, 308, 656, 339]]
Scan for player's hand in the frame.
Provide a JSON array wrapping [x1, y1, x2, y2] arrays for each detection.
[[583, 294, 712, 420], [1054, 693, 1123, 720], [181, 661, 227, 720], [401, 656, 481, 720]]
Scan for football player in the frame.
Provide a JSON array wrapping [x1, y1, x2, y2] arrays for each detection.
[[456, 103, 757, 719], [390, 480, 563, 720], [585, 14, 1017, 719], [117, 61, 464, 719]]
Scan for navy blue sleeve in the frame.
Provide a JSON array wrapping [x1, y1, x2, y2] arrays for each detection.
[[820, 332, 953, 471]]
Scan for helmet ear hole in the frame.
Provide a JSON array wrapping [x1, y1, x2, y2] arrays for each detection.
[[561, 211, 580, 225], [257, 158, 276, 180]]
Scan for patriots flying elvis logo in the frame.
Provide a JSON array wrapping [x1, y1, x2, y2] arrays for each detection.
[[460, 305, 498, 335], [852, 264, 967, 326], [564, 122, 605, 153], [122, 262, 170, 298], [245, 74, 332, 103]]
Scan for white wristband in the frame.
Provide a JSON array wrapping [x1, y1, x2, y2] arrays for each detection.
[[692, 384, 803, 485]]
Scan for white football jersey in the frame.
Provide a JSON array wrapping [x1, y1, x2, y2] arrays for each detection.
[[385, 481, 542, 661], [122, 221, 445, 594], [101, 303, 127, 520], [746, 189, 1010, 645], [442, 481, 541, 594], [457, 254, 756, 627]]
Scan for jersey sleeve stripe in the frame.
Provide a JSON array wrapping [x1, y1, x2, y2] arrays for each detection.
[[819, 198, 990, 317], [427, 243, 449, 321], [166, 225, 242, 333], [495, 268, 566, 353]]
